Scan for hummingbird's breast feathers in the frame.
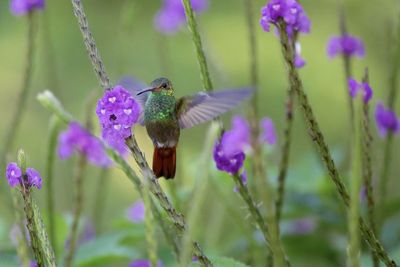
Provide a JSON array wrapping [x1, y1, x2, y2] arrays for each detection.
[[144, 93, 177, 122]]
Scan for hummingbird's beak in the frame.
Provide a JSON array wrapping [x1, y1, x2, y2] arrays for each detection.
[[136, 87, 156, 96]]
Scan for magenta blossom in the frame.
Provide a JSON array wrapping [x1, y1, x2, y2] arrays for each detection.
[[260, 117, 277, 145], [129, 259, 164, 267], [10, 0, 45, 16], [260, 0, 311, 36], [348, 78, 373, 103], [154, 0, 208, 34], [213, 141, 245, 175], [221, 116, 251, 157], [96, 86, 141, 154], [58, 122, 111, 167], [126, 200, 145, 223], [375, 101, 400, 138], [327, 35, 365, 59], [5, 163, 42, 189]]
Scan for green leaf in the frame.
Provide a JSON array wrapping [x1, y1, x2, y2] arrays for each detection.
[[74, 232, 139, 267], [189, 256, 250, 267]]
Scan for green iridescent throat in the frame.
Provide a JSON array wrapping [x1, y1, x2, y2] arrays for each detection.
[[144, 92, 177, 122]]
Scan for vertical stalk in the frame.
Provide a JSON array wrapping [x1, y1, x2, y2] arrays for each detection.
[[64, 154, 87, 267], [45, 116, 63, 254], [276, 22, 398, 267], [348, 96, 362, 267], [143, 180, 158, 267], [0, 12, 36, 171], [361, 71, 379, 267], [379, 5, 400, 220], [181, 0, 213, 92]]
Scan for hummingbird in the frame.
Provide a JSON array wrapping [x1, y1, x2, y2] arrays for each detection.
[[124, 77, 253, 179]]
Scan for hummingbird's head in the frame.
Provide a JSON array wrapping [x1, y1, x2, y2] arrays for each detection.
[[136, 77, 173, 96]]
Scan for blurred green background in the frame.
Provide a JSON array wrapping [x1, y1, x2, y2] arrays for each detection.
[[1, 0, 400, 266]]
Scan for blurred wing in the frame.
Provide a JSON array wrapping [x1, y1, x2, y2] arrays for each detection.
[[177, 88, 253, 129], [117, 76, 148, 125]]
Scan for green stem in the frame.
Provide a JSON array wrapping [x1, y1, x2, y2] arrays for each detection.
[[277, 22, 398, 267], [92, 169, 109, 233], [143, 180, 158, 267], [0, 12, 36, 171], [361, 72, 379, 267], [182, 0, 213, 92], [64, 155, 87, 267], [45, 116, 63, 254], [348, 97, 362, 267]]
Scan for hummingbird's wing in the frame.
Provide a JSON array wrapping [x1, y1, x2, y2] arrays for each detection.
[[117, 76, 148, 125], [176, 88, 253, 129]]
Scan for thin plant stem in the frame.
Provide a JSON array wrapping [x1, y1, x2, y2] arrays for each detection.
[[276, 22, 398, 267], [69, 1, 213, 264], [11, 190, 31, 267], [70, 0, 110, 90], [92, 168, 109, 233], [348, 96, 362, 267], [182, 0, 213, 92], [379, 5, 400, 221], [242, 0, 263, 201], [361, 71, 379, 267], [0, 12, 36, 171], [45, 116, 63, 255], [64, 154, 87, 267], [143, 179, 158, 267]]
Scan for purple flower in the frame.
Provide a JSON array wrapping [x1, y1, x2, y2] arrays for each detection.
[[327, 35, 365, 58], [375, 101, 400, 138], [26, 168, 42, 189], [221, 116, 251, 157], [154, 0, 208, 34], [128, 259, 164, 267], [347, 78, 373, 103], [126, 200, 145, 223], [10, 0, 45, 16], [260, 117, 277, 145], [96, 86, 141, 154], [294, 42, 306, 68], [289, 218, 316, 234], [213, 141, 245, 175], [58, 122, 111, 167], [6, 162, 22, 187], [30, 262, 38, 267], [260, 0, 311, 35]]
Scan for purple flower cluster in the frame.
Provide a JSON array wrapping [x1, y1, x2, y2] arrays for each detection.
[[347, 78, 373, 103], [96, 86, 141, 154], [213, 116, 277, 175], [260, 0, 311, 35], [6, 163, 42, 189], [10, 0, 45, 16], [327, 35, 365, 59], [129, 259, 164, 267], [375, 101, 400, 138], [126, 200, 145, 223], [154, 0, 208, 34], [58, 122, 111, 167]]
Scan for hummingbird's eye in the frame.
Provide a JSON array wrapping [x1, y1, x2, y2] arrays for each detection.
[[162, 83, 167, 88]]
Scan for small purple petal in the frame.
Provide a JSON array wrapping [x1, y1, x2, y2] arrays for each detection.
[[375, 101, 400, 138], [348, 78, 360, 99], [10, 0, 45, 16], [6, 162, 22, 187], [127, 200, 145, 223], [327, 35, 365, 58], [26, 168, 42, 189], [260, 117, 277, 145], [128, 259, 164, 267], [362, 82, 373, 103], [221, 116, 251, 157], [294, 53, 306, 68], [213, 141, 245, 175]]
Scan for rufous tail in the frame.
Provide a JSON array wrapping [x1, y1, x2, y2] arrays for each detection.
[[152, 146, 176, 179]]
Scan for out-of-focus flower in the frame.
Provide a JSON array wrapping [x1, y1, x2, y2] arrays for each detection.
[[96, 86, 141, 154], [327, 35, 365, 59], [6, 162, 21, 188], [26, 168, 42, 189], [154, 0, 208, 34], [260, 0, 310, 35], [58, 122, 111, 167], [5, 163, 42, 189], [221, 116, 251, 157], [375, 101, 400, 138], [128, 259, 164, 267], [294, 42, 306, 68], [127, 200, 145, 223], [260, 117, 277, 145], [289, 218, 316, 234], [30, 262, 38, 267], [10, 0, 45, 16], [348, 78, 373, 103], [213, 141, 245, 175]]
